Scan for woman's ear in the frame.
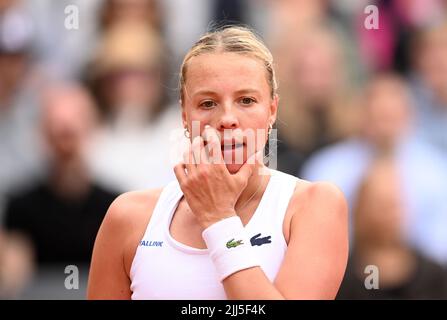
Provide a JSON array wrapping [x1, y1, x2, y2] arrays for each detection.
[[269, 94, 279, 125], [180, 99, 187, 128]]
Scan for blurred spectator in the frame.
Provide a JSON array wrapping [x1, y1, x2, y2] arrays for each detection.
[[85, 22, 182, 192], [272, 25, 360, 174], [410, 20, 447, 155], [302, 73, 447, 264], [162, 0, 213, 65], [160, 0, 259, 97], [86, 22, 169, 126], [0, 0, 46, 220], [28, 0, 102, 80], [266, 0, 365, 79], [352, 0, 445, 74], [0, 230, 34, 298], [4, 83, 118, 265], [162, 0, 250, 51], [212, 0, 247, 26], [267, 0, 332, 38], [99, 0, 164, 32], [337, 156, 447, 299]]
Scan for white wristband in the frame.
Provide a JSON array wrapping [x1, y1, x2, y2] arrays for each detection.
[[202, 216, 260, 282]]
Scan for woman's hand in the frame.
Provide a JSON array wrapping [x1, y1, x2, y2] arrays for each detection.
[[173, 126, 259, 229]]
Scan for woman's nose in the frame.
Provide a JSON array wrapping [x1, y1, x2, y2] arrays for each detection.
[[217, 105, 239, 130]]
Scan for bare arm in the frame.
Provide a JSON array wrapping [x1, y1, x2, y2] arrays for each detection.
[[222, 182, 349, 300], [87, 190, 161, 299], [87, 194, 132, 299]]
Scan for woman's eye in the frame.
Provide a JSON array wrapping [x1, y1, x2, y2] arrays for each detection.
[[240, 97, 256, 105], [199, 100, 216, 109]]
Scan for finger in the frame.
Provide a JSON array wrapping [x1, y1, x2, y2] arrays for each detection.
[[173, 163, 188, 186], [202, 125, 224, 165], [199, 135, 210, 165], [235, 149, 263, 183], [183, 143, 195, 174], [191, 135, 207, 166], [199, 138, 209, 165]]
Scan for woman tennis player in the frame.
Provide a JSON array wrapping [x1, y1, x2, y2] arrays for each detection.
[[87, 26, 349, 300]]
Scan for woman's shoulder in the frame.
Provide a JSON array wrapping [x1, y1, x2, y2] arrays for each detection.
[[104, 188, 164, 228], [289, 175, 347, 216], [279, 173, 349, 265], [270, 168, 343, 196], [298, 180, 345, 200], [268, 168, 345, 203], [101, 188, 166, 275]]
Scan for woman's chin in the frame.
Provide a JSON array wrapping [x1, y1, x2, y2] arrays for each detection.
[[225, 163, 243, 174]]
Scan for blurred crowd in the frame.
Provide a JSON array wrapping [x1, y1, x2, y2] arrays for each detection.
[[0, 0, 447, 299]]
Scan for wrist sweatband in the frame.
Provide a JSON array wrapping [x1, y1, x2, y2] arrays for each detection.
[[202, 216, 260, 282]]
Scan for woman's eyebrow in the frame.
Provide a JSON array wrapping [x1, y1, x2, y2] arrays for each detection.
[[234, 88, 262, 96], [192, 89, 219, 97], [192, 88, 261, 98]]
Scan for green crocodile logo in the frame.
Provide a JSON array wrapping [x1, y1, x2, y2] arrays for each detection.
[[226, 238, 244, 249]]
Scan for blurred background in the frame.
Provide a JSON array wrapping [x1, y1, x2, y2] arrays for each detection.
[[1, 0, 447, 299]]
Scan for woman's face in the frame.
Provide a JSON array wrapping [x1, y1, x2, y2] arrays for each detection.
[[182, 52, 278, 173]]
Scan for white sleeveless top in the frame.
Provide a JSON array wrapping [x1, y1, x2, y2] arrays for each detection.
[[130, 169, 298, 300]]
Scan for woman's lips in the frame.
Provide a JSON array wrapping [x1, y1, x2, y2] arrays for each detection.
[[221, 142, 244, 150], [203, 140, 245, 149], [202, 140, 246, 164]]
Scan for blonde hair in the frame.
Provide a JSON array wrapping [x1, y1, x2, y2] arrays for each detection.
[[179, 26, 278, 102]]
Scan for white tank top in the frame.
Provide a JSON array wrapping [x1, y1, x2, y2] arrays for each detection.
[[130, 169, 298, 299]]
